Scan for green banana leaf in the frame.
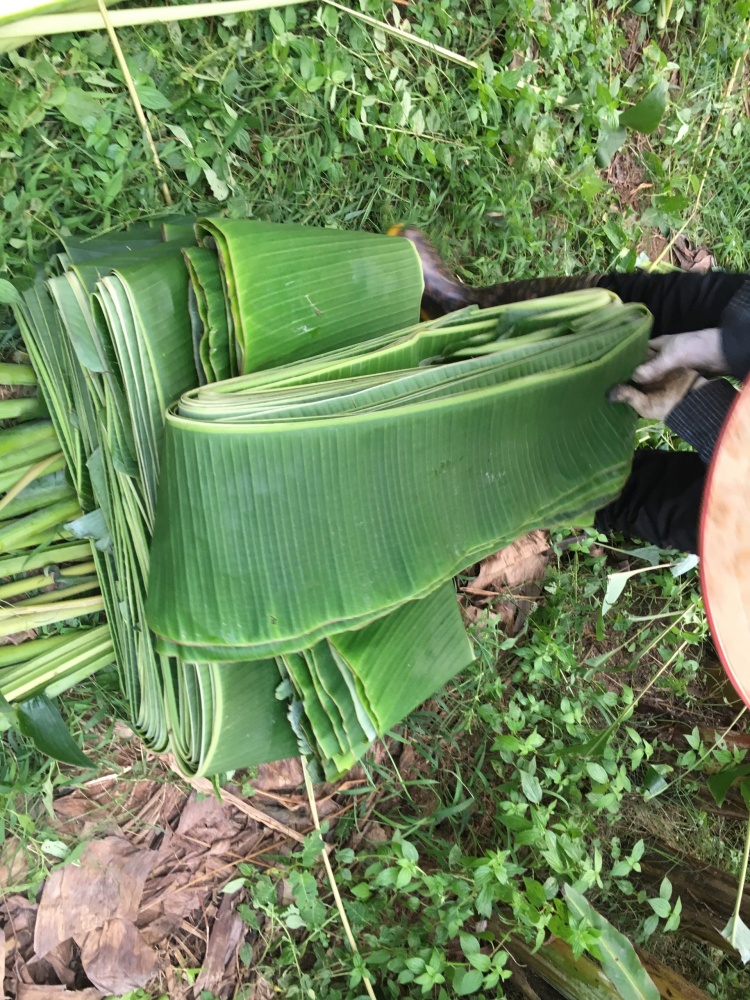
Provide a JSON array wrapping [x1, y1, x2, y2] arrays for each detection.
[[195, 219, 424, 373], [148, 293, 649, 661], [13, 218, 432, 775], [13, 216, 650, 779]]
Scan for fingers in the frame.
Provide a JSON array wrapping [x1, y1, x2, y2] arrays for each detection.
[[632, 354, 671, 385], [608, 384, 652, 416]]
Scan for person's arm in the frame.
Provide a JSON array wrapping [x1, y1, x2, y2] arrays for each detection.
[[718, 279, 750, 380], [599, 271, 750, 381]]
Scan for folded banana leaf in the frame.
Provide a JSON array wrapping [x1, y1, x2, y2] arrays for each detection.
[[148, 292, 650, 662], [13, 216, 650, 778], [13, 219, 436, 776]]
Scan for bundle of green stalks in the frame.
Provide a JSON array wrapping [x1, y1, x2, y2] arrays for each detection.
[[0, 359, 113, 742], [12, 218, 650, 777]]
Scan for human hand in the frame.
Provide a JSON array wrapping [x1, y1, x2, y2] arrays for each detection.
[[631, 328, 728, 384], [609, 368, 707, 420]]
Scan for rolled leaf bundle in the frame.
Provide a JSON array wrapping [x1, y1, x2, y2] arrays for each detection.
[[13, 219, 432, 775]]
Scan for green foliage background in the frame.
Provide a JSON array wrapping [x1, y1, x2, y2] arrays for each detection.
[[2, 0, 750, 997]]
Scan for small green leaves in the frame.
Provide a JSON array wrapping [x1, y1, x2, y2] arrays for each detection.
[[708, 763, 750, 807], [453, 968, 484, 995], [598, 80, 669, 167], [51, 85, 104, 131], [346, 117, 365, 141], [596, 127, 627, 169], [133, 83, 172, 111]]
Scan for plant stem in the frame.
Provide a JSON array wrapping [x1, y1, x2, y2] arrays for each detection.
[[0, 540, 91, 578], [302, 756, 377, 1000], [0, 451, 64, 514], [0, 396, 45, 421], [0, 362, 36, 385], [731, 815, 750, 945], [96, 0, 172, 206]]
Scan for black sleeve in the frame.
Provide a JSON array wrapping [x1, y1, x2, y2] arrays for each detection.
[[594, 450, 705, 554], [718, 279, 750, 380], [595, 271, 748, 339], [665, 378, 738, 465]]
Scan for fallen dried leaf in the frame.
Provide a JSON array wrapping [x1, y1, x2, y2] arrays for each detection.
[[34, 837, 158, 958], [673, 235, 715, 273], [79, 918, 157, 994], [253, 758, 304, 793], [249, 975, 275, 1000], [350, 822, 390, 850], [16, 987, 103, 1000], [468, 530, 550, 593], [193, 892, 246, 997]]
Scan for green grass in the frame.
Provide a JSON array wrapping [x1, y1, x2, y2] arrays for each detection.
[[2, 0, 750, 997]]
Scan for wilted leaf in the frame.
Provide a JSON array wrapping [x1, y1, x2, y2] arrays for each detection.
[[671, 552, 699, 577], [203, 166, 229, 201], [603, 570, 632, 615], [722, 913, 750, 963]]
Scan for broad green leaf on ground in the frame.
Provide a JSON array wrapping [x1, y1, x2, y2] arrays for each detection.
[[564, 884, 660, 1000], [708, 764, 750, 808], [15, 694, 95, 768], [619, 81, 669, 134]]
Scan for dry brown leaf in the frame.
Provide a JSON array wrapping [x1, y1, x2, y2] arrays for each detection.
[[2, 894, 40, 976], [36, 940, 76, 989], [16, 987, 103, 1000], [673, 236, 715, 273], [79, 918, 157, 995], [0, 837, 32, 891], [253, 758, 304, 793], [350, 822, 390, 850], [193, 893, 246, 997], [34, 837, 158, 958], [469, 530, 550, 592], [249, 975, 275, 1000]]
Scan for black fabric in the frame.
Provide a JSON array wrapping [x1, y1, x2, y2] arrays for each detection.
[[594, 450, 706, 554], [595, 270, 747, 339], [718, 278, 750, 380], [666, 378, 738, 465]]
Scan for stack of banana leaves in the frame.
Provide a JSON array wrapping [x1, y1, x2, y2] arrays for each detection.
[[0, 354, 113, 757], [9, 218, 650, 778]]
